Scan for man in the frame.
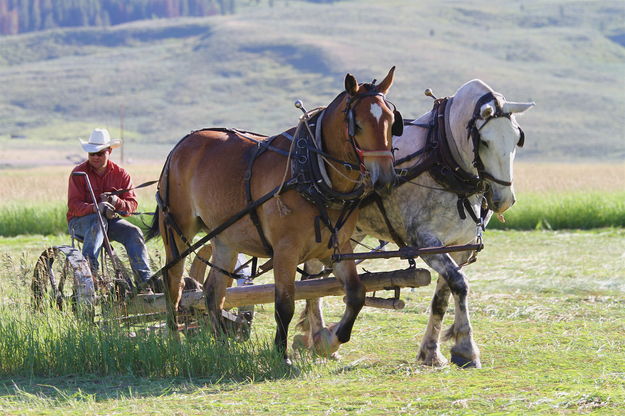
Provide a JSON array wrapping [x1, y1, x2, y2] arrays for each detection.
[[67, 128, 152, 290]]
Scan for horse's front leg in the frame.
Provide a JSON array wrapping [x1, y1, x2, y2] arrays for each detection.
[[419, 236, 481, 368], [313, 241, 365, 356], [444, 250, 480, 368], [272, 248, 301, 363]]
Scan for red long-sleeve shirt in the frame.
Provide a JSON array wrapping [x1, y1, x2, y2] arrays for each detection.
[[67, 160, 138, 222]]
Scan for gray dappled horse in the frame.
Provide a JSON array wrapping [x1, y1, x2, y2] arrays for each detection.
[[297, 79, 534, 368]]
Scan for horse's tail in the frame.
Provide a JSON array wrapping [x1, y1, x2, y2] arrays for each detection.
[[145, 131, 192, 241], [145, 207, 161, 241]]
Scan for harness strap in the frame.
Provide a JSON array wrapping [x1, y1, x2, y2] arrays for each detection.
[[244, 136, 278, 256], [152, 178, 298, 279], [372, 193, 406, 248]]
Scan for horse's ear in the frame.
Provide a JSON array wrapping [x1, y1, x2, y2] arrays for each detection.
[[345, 73, 359, 96], [377, 66, 396, 95], [502, 101, 535, 114]]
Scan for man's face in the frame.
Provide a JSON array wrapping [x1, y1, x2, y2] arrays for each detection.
[[87, 147, 111, 170]]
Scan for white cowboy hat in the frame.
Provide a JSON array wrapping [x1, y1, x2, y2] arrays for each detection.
[[79, 128, 121, 153]]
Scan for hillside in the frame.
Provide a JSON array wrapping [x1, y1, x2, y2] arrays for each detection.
[[0, 0, 624, 166]]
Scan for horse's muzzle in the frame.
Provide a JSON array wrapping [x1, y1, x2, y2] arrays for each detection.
[[365, 158, 396, 190], [487, 187, 516, 213]]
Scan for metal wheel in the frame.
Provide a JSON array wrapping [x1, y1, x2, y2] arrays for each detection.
[[32, 245, 96, 316]]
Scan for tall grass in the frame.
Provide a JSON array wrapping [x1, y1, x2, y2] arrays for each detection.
[[0, 304, 307, 380], [1, 191, 623, 236], [0, 163, 623, 236], [488, 191, 625, 230], [0, 202, 154, 237]]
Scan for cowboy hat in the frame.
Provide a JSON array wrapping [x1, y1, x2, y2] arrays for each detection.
[[79, 128, 121, 153]]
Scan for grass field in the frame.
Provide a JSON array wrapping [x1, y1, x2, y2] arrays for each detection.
[[0, 229, 624, 414], [1, 162, 623, 235], [1, 0, 623, 413]]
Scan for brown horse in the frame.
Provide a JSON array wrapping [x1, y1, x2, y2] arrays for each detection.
[[148, 68, 401, 360]]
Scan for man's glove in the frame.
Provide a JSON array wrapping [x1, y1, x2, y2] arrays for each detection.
[[96, 201, 118, 220]]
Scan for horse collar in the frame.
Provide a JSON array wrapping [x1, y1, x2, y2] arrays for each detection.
[[291, 110, 365, 211]]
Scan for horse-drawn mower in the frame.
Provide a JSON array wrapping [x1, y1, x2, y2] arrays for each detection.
[[31, 224, 439, 332]]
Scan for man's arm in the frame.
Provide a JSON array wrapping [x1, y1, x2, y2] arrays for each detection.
[[67, 172, 96, 217]]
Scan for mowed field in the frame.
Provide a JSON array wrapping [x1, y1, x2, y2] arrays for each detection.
[[0, 162, 624, 414]]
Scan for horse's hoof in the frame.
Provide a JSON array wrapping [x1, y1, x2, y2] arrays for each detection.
[[450, 353, 481, 369], [284, 357, 293, 366], [418, 350, 449, 368], [312, 326, 340, 357], [292, 334, 312, 350]]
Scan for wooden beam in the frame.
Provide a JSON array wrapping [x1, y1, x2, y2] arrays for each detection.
[[125, 267, 431, 315]]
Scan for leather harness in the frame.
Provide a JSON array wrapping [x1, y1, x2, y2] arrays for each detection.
[[362, 92, 525, 249], [154, 84, 398, 279]]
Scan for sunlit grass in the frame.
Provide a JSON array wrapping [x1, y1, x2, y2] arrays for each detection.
[[0, 303, 307, 380], [489, 191, 625, 229]]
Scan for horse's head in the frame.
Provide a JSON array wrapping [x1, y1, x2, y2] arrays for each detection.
[[325, 67, 401, 193], [449, 80, 534, 213]]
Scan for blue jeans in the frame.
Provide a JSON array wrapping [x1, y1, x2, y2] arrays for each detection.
[[68, 213, 152, 284]]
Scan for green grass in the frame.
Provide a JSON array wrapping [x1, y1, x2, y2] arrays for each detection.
[[0, 305, 301, 380], [0, 201, 155, 237], [2, 191, 624, 237], [488, 191, 625, 230], [0, 230, 624, 414]]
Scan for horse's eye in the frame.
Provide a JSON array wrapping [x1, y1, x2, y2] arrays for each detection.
[[480, 140, 489, 148]]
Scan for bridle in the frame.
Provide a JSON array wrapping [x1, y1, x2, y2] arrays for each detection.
[[467, 92, 525, 187], [343, 84, 403, 172]]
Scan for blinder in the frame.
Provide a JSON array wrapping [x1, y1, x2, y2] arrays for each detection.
[[392, 109, 404, 137], [347, 108, 356, 138], [517, 127, 525, 148], [467, 91, 524, 187]]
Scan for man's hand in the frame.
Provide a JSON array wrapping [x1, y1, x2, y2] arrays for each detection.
[[100, 193, 119, 206], [96, 201, 118, 219]]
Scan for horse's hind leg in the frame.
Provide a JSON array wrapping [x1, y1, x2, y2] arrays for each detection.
[[203, 240, 237, 335], [188, 244, 213, 285], [418, 275, 451, 367], [293, 260, 327, 351], [161, 229, 190, 332]]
